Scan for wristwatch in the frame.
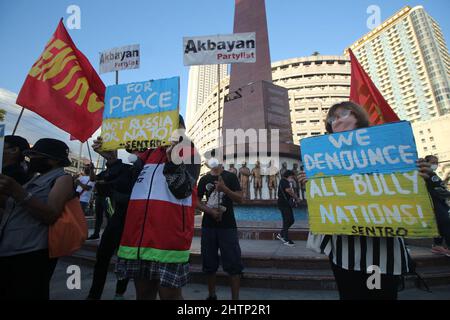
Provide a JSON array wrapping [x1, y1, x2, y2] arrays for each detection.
[[16, 192, 33, 206]]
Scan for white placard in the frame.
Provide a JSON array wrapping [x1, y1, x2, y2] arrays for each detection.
[[99, 44, 140, 74], [183, 33, 256, 66]]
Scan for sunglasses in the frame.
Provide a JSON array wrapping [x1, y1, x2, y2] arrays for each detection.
[[327, 109, 353, 125]]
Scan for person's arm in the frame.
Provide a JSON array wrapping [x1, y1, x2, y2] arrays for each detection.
[[163, 143, 201, 199], [298, 171, 308, 185], [0, 174, 74, 225], [196, 177, 222, 221], [76, 179, 93, 191], [196, 201, 222, 221], [215, 175, 244, 204], [285, 186, 300, 201], [92, 136, 119, 166]]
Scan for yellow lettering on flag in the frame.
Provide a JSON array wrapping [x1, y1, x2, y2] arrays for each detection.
[[28, 36, 104, 113]]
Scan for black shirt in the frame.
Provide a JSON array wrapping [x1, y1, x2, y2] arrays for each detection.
[[198, 170, 241, 229], [95, 159, 137, 217], [277, 178, 292, 208]]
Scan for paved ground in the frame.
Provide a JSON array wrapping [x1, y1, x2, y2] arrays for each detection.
[[50, 261, 450, 300]]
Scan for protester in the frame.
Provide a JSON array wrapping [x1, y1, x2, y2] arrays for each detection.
[[2, 135, 33, 185], [424, 155, 450, 257], [197, 158, 244, 300], [94, 115, 200, 300], [87, 162, 109, 241], [0, 138, 75, 300], [302, 101, 434, 300], [75, 165, 95, 216], [276, 170, 300, 247], [85, 147, 140, 300]]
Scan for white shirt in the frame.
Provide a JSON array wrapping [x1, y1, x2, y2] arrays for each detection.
[[76, 175, 95, 203]]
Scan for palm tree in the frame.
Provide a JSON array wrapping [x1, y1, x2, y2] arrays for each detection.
[[312, 51, 320, 56], [0, 109, 6, 121]]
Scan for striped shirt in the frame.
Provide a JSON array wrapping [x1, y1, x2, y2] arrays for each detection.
[[307, 233, 413, 275]]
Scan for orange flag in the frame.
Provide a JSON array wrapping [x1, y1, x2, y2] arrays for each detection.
[[16, 19, 105, 142], [349, 48, 400, 125]]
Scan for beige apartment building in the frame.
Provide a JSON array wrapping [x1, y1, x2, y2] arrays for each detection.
[[346, 6, 450, 122]]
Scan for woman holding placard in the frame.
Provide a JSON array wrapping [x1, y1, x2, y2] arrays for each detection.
[[301, 101, 433, 300]]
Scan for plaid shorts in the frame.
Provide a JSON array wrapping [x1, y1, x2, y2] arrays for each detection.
[[115, 258, 190, 288]]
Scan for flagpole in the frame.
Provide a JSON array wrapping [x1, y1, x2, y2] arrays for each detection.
[[217, 64, 221, 156], [86, 139, 93, 163], [77, 142, 83, 173], [12, 108, 25, 135], [100, 70, 118, 172]]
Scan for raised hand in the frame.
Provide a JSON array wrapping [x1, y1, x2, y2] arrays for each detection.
[[215, 175, 227, 193], [92, 136, 117, 161], [298, 171, 308, 185], [417, 158, 433, 179]]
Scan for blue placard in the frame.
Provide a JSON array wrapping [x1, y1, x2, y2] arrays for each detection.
[[103, 77, 179, 119], [300, 121, 418, 177]]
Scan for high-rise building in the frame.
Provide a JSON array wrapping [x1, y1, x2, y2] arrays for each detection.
[[346, 6, 450, 122], [272, 55, 351, 143], [185, 65, 227, 128]]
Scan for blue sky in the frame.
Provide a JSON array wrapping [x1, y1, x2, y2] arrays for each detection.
[[0, 0, 449, 119]]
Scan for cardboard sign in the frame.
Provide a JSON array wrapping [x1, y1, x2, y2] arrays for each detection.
[[100, 77, 179, 151], [301, 121, 438, 238]]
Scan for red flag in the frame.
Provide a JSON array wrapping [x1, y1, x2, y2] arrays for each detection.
[[16, 19, 105, 142], [349, 48, 400, 125]]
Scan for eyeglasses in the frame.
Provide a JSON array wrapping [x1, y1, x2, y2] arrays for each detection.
[[327, 109, 352, 124]]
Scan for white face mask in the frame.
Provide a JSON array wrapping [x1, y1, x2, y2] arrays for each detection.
[[128, 154, 138, 164], [431, 164, 438, 171]]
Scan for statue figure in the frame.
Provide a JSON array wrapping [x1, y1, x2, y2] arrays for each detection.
[[266, 160, 279, 200], [251, 160, 263, 200], [229, 164, 238, 176], [238, 162, 251, 200]]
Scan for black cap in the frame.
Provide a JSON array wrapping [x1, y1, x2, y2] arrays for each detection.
[[5, 135, 30, 153], [23, 138, 71, 167]]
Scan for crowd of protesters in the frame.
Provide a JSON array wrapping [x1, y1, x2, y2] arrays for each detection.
[[0, 106, 449, 301]]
